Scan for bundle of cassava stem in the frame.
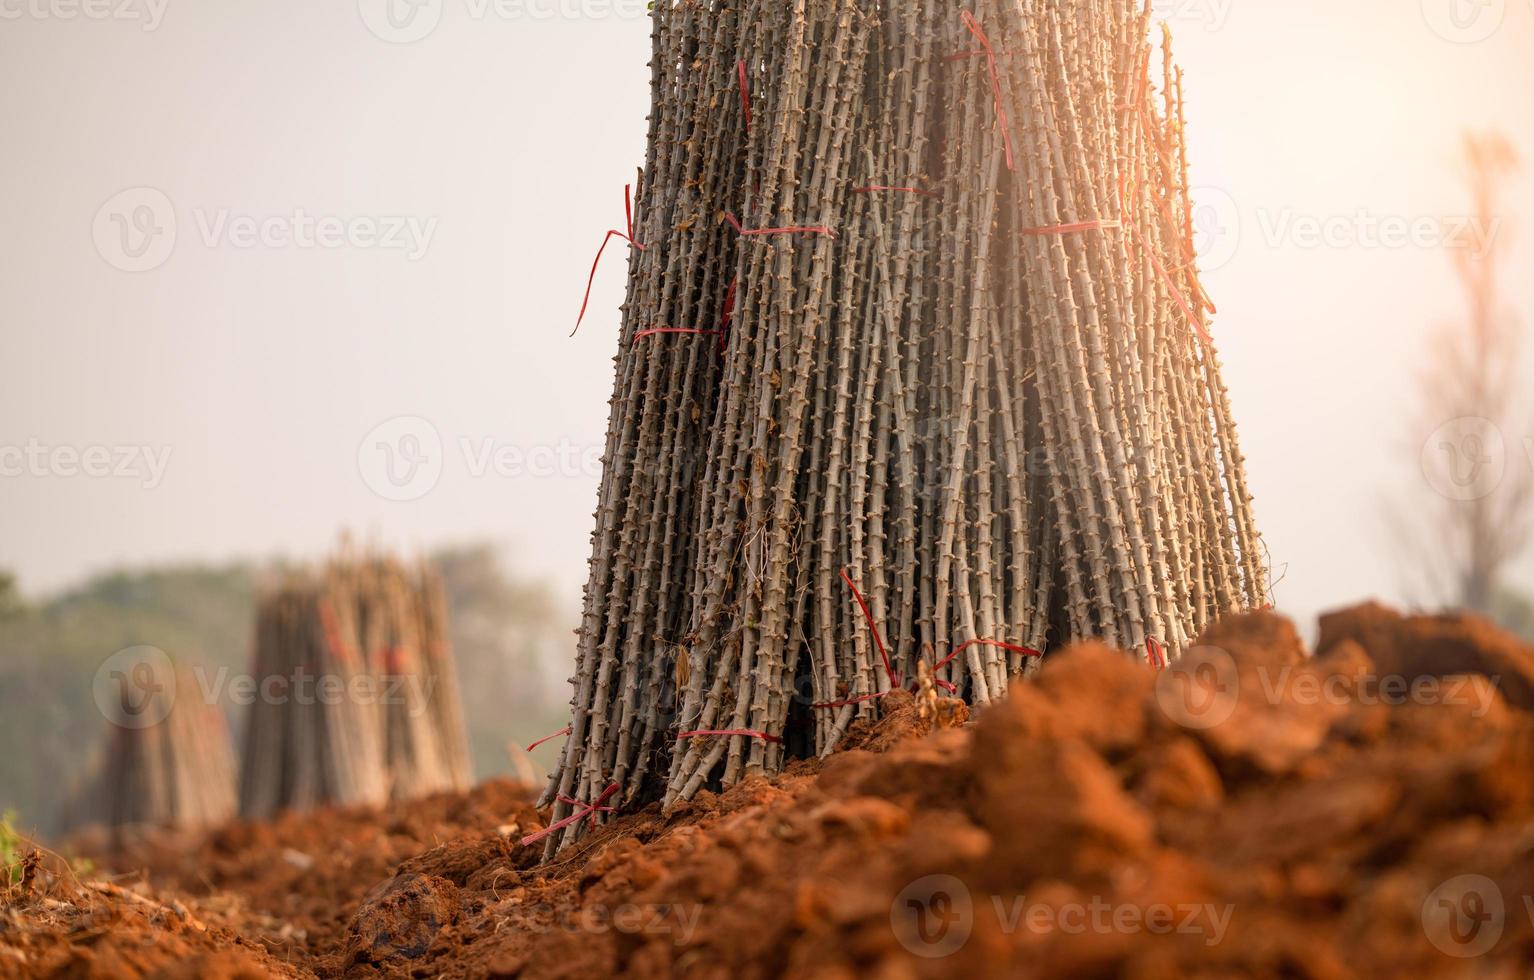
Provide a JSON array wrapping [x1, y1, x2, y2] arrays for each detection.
[[542, 0, 1265, 855], [238, 549, 472, 818]]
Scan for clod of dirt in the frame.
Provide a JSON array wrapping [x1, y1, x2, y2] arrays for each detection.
[[1005, 642, 1158, 755], [971, 720, 1154, 883], [344, 872, 460, 964], [1318, 602, 1534, 710]]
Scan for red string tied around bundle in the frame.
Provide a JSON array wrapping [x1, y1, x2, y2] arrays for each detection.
[[1118, 174, 1212, 345], [839, 568, 900, 688], [723, 212, 836, 239], [557, 794, 615, 814], [1020, 218, 1123, 237], [736, 58, 752, 132], [959, 10, 1015, 172], [932, 638, 1042, 673], [633, 327, 726, 343], [827, 568, 1042, 708], [571, 184, 646, 338], [519, 782, 620, 847], [678, 729, 782, 743], [524, 726, 572, 753]]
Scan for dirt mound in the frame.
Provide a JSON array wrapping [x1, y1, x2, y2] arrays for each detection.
[[0, 858, 301, 979], [22, 604, 1534, 978], [61, 779, 540, 972]]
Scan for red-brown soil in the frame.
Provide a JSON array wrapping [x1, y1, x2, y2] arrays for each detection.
[[8, 603, 1534, 978]]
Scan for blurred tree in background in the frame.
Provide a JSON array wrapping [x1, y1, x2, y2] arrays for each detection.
[[1403, 132, 1528, 622], [0, 545, 569, 840], [0, 571, 25, 621]]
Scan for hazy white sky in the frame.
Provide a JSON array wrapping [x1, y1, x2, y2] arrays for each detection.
[[1, 0, 1532, 636]]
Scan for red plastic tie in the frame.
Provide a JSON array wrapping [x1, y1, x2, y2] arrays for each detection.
[[1118, 175, 1212, 345], [723, 212, 835, 239], [1146, 638, 1168, 670], [633, 327, 726, 343], [571, 184, 646, 337], [722, 277, 738, 323], [557, 795, 615, 814], [678, 729, 782, 743], [379, 646, 407, 673], [841, 568, 899, 687], [519, 782, 620, 847], [960, 11, 1015, 172], [736, 59, 752, 133], [1020, 219, 1122, 237], [1119, 50, 1214, 308], [852, 185, 942, 199], [524, 726, 572, 753], [932, 638, 1042, 674]]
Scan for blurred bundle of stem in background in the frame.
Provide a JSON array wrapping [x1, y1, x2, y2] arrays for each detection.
[[80, 666, 237, 837], [239, 549, 471, 817], [0, 546, 566, 840]]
